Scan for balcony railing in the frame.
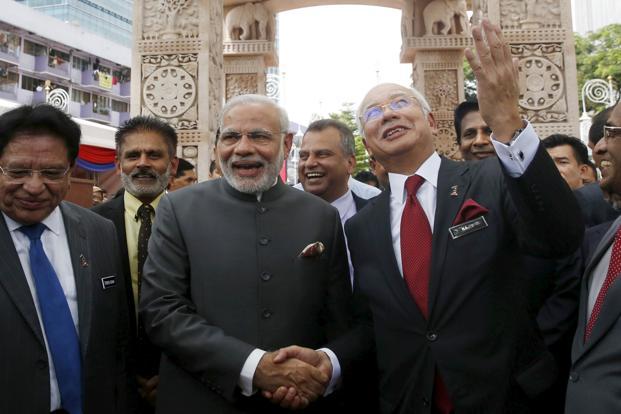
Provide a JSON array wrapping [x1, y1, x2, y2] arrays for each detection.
[[34, 54, 70, 79]]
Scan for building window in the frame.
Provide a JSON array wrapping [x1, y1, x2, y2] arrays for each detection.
[[0, 31, 20, 55], [48, 49, 69, 67], [71, 89, 91, 104], [72, 56, 89, 71], [23, 40, 46, 56], [0, 65, 18, 93], [93, 94, 110, 115], [21, 75, 45, 91], [111, 100, 128, 112]]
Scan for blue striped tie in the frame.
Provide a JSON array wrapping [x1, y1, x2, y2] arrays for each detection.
[[19, 223, 83, 414]]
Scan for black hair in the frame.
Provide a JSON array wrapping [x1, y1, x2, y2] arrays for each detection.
[[175, 158, 195, 177], [453, 100, 480, 144], [0, 104, 81, 163], [542, 134, 589, 165], [589, 106, 614, 146], [305, 119, 355, 157], [354, 170, 378, 187], [115, 116, 177, 157]]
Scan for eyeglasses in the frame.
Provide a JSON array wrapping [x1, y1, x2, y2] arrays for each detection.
[[0, 165, 71, 183], [604, 125, 621, 141], [361, 96, 420, 124]]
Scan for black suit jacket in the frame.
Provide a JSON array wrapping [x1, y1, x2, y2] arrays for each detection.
[[140, 179, 354, 414], [345, 146, 584, 414], [0, 202, 133, 413], [574, 183, 618, 228], [353, 192, 371, 212]]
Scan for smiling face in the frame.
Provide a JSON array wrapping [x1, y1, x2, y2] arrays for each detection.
[[217, 102, 292, 194], [600, 102, 621, 195], [0, 134, 71, 225], [359, 83, 436, 175], [298, 126, 355, 203], [117, 130, 178, 203], [459, 111, 495, 161]]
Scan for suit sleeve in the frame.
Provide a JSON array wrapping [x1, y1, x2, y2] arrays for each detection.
[[139, 195, 255, 401], [500, 142, 585, 258]]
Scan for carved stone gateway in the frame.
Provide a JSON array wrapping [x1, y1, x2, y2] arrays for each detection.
[[401, 0, 579, 159], [132, 0, 223, 181]]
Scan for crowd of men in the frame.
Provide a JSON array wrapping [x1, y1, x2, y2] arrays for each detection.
[[2, 19, 621, 414]]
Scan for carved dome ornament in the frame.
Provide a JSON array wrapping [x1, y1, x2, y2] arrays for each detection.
[[518, 56, 563, 111], [143, 66, 197, 118]]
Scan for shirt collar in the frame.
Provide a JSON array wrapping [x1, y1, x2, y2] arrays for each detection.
[[331, 189, 355, 213], [388, 151, 441, 203], [124, 190, 164, 221], [3, 205, 63, 235]]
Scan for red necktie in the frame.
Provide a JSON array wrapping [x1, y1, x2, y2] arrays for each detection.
[[401, 175, 432, 317], [585, 225, 621, 342], [400, 175, 453, 414]]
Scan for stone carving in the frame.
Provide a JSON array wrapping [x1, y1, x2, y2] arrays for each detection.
[[143, 0, 199, 40], [266, 72, 280, 102], [513, 43, 567, 123], [423, 0, 469, 36], [434, 119, 461, 159], [208, 0, 224, 134], [500, 0, 561, 29], [471, 0, 488, 26], [142, 54, 198, 129], [425, 70, 459, 112], [46, 88, 69, 112], [226, 74, 259, 100], [225, 2, 274, 41], [401, 0, 415, 39]]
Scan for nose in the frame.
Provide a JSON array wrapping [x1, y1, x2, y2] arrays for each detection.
[[21, 173, 47, 194], [137, 152, 150, 167], [473, 130, 491, 147], [234, 134, 255, 156]]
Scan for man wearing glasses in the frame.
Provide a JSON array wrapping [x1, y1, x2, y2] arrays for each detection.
[[0, 104, 133, 413], [340, 21, 584, 413], [566, 100, 621, 413]]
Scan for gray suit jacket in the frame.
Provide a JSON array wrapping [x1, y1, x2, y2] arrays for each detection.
[[566, 216, 621, 413], [0, 201, 133, 413], [140, 179, 354, 414]]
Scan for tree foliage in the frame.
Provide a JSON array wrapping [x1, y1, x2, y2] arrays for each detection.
[[463, 59, 477, 102], [328, 103, 370, 174], [574, 24, 621, 112]]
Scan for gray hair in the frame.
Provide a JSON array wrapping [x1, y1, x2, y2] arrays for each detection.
[[304, 119, 356, 158], [220, 94, 290, 133], [356, 84, 432, 137]]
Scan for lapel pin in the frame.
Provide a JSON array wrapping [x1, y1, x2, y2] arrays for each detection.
[[450, 185, 459, 198], [80, 254, 89, 268]]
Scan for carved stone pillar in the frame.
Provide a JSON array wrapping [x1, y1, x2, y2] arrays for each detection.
[[401, 0, 471, 159], [132, 0, 223, 182], [222, 1, 277, 102], [496, 0, 580, 138]]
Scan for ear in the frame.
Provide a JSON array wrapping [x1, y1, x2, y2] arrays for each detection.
[[427, 112, 438, 134], [578, 163, 591, 182], [346, 154, 356, 175], [115, 155, 121, 175], [283, 133, 293, 160], [170, 156, 179, 177], [362, 138, 369, 152]]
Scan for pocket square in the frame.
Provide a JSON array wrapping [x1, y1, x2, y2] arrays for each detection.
[[299, 242, 325, 258], [452, 198, 489, 225]]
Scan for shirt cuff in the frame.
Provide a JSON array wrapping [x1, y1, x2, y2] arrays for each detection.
[[318, 348, 341, 396], [491, 121, 539, 177], [238, 348, 266, 396]]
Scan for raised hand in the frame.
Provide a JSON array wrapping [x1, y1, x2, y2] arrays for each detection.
[[253, 350, 328, 409], [465, 19, 523, 142]]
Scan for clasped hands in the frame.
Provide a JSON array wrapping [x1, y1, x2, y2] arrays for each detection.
[[253, 345, 333, 410]]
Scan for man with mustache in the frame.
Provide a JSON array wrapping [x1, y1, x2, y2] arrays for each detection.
[[566, 99, 621, 413], [453, 100, 495, 161], [92, 115, 179, 412], [140, 94, 355, 413]]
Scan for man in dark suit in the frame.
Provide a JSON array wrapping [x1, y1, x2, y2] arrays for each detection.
[[566, 99, 621, 413], [0, 105, 132, 413], [343, 21, 583, 413], [92, 116, 179, 411], [140, 94, 355, 413]]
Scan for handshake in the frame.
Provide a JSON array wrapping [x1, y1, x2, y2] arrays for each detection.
[[253, 345, 333, 410]]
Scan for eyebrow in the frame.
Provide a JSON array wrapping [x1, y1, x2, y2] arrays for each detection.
[[364, 92, 409, 109]]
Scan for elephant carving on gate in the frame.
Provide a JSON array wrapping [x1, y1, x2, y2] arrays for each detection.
[[225, 2, 273, 41], [423, 0, 470, 36]]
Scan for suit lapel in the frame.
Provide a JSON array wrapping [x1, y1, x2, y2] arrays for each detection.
[[0, 215, 45, 346], [61, 203, 93, 355], [370, 191, 424, 321], [429, 159, 470, 319], [575, 218, 621, 359]]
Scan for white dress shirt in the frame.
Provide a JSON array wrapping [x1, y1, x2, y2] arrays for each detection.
[[389, 121, 540, 277], [293, 176, 381, 200], [3, 208, 78, 411], [332, 190, 357, 287]]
